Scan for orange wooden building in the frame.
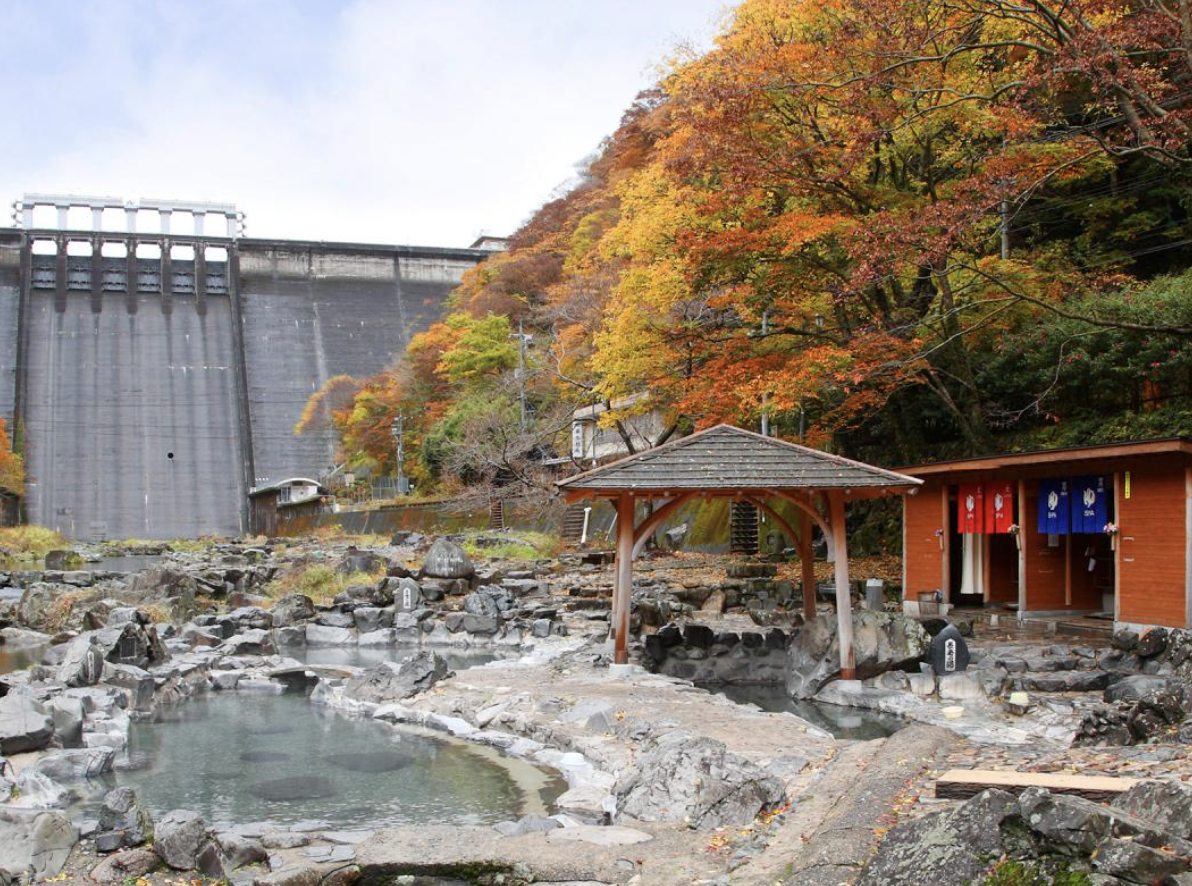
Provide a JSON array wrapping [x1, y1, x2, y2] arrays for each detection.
[[900, 439, 1192, 630]]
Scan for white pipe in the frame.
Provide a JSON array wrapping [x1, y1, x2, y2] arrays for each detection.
[[580, 506, 592, 545]]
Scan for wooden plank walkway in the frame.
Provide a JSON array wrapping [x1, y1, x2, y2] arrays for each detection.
[[936, 769, 1140, 802]]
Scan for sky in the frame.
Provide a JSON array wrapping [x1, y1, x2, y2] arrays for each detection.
[[1, 1, 727, 248]]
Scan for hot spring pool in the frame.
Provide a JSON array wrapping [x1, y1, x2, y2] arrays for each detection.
[[105, 692, 564, 830]]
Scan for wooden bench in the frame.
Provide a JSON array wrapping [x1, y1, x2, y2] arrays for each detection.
[[935, 769, 1140, 802]]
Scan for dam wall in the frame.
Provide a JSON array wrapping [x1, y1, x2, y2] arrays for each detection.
[[1, 226, 487, 540]]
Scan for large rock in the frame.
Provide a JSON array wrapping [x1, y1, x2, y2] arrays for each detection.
[[421, 539, 474, 580], [90, 848, 159, 885], [271, 594, 316, 627], [0, 695, 54, 754], [126, 566, 198, 619], [0, 807, 77, 880], [343, 652, 451, 704], [43, 550, 82, 571], [1113, 780, 1192, 840], [336, 548, 385, 576], [16, 582, 72, 632], [1104, 674, 1170, 703], [616, 731, 785, 829], [464, 585, 515, 618], [95, 787, 153, 853], [34, 747, 116, 781], [155, 810, 210, 870], [305, 624, 356, 646], [855, 789, 1016, 886], [786, 610, 929, 698], [56, 635, 105, 686], [46, 696, 85, 748]]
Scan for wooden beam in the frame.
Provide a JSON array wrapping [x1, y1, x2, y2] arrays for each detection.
[[613, 493, 635, 666], [631, 491, 698, 558], [829, 491, 855, 680], [772, 490, 833, 550], [741, 495, 800, 551], [801, 511, 817, 622], [935, 769, 1138, 802], [901, 438, 1192, 476]]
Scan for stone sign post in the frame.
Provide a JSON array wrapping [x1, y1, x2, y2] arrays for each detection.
[[930, 624, 970, 674]]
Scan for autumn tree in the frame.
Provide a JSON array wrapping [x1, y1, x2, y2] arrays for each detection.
[[0, 418, 24, 494]]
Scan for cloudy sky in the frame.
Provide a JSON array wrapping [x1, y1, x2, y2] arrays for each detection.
[[2, 1, 727, 248]]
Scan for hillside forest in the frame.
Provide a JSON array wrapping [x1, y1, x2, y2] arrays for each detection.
[[304, 0, 1192, 510]]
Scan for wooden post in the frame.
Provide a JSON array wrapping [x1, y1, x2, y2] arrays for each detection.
[[613, 493, 635, 665], [940, 484, 951, 601], [1064, 533, 1072, 607], [829, 492, 855, 679], [1017, 479, 1028, 616], [801, 512, 816, 622], [1185, 467, 1191, 629]]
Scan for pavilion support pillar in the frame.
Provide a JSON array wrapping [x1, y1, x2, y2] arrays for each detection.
[[613, 493, 635, 665], [829, 492, 856, 679], [800, 512, 817, 622]]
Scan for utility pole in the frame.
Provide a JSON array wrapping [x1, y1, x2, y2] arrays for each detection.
[[760, 310, 770, 437], [391, 415, 406, 495], [1001, 135, 1011, 260]]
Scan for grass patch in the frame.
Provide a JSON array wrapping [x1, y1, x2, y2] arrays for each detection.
[[974, 861, 1091, 886], [0, 526, 70, 561], [264, 563, 385, 606], [460, 530, 562, 562]]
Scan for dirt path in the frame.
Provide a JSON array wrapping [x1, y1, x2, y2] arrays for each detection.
[[737, 725, 955, 886]]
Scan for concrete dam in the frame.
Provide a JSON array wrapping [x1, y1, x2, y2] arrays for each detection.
[[0, 196, 492, 540]]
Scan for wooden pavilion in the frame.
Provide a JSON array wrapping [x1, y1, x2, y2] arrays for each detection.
[[556, 425, 922, 673]]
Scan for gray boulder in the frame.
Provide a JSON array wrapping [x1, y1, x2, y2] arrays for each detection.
[[220, 629, 275, 656], [1104, 674, 1170, 703], [305, 624, 355, 646], [56, 635, 105, 686], [344, 652, 451, 703], [43, 550, 82, 571], [0, 807, 77, 880], [492, 814, 562, 837], [0, 695, 54, 754], [95, 787, 153, 853], [464, 585, 515, 618], [855, 789, 1017, 886], [155, 810, 210, 870], [270, 594, 316, 627], [1112, 780, 1192, 841], [46, 696, 84, 748], [786, 610, 929, 698], [616, 731, 785, 829], [103, 663, 156, 713], [89, 847, 159, 885], [16, 582, 71, 632], [34, 747, 116, 781], [421, 539, 474, 580], [337, 548, 385, 576]]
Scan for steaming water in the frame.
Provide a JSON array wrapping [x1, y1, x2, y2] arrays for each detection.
[[111, 692, 564, 830]]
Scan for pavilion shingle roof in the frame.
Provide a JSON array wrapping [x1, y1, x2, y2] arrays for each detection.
[[557, 424, 921, 493]]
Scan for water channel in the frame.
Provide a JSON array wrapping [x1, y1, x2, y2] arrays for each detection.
[[705, 683, 905, 740]]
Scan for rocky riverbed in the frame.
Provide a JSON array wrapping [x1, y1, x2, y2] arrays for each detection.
[[0, 533, 1190, 885]]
